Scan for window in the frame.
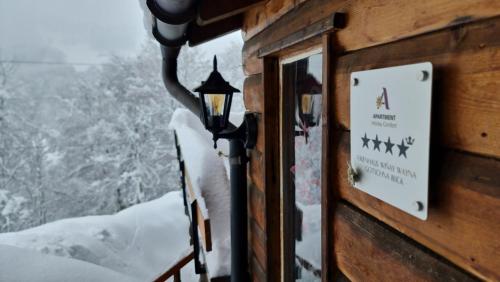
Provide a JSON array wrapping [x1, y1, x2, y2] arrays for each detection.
[[281, 52, 322, 281]]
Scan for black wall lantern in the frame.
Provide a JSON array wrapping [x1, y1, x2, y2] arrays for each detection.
[[194, 56, 239, 134], [194, 56, 257, 149]]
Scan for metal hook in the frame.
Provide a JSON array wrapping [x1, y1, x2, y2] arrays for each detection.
[[347, 161, 360, 186]]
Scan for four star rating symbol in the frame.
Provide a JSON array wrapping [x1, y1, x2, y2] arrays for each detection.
[[397, 139, 409, 158], [372, 135, 382, 151], [362, 133, 370, 148], [384, 137, 394, 154], [361, 133, 413, 158]]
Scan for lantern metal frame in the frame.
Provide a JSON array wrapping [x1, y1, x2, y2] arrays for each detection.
[[194, 56, 257, 149]]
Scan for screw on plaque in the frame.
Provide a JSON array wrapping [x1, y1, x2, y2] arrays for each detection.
[[413, 201, 424, 211], [352, 78, 359, 86], [347, 162, 360, 186], [417, 71, 429, 81]]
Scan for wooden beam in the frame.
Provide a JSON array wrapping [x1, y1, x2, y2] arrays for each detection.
[[321, 32, 341, 282], [258, 12, 345, 57], [188, 15, 243, 47], [243, 0, 500, 75], [334, 203, 477, 281], [262, 56, 281, 282], [198, 0, 266, 26]]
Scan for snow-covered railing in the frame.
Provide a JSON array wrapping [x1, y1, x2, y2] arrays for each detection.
[[176, 132, 212, 274], [155, 109, 235, 282], [153, 133, 214, 281], [184, 168, 212, 253]]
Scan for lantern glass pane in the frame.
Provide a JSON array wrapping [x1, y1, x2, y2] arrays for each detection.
[[300, 93, 322, 126], [204, 93, 226, 117]]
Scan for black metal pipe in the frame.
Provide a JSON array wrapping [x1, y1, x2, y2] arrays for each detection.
[[160, 45, 202, 118], [229, 139, 248, 282]]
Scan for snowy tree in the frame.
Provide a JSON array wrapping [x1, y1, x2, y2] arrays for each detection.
[[0, 189, 30, 232], [0, 36, 244, 232]]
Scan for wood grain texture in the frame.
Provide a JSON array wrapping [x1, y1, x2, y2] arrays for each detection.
[[336, 130, 500, 281], [243, 0, 295, 39], [243, 75, 266, 152], [242, 0, 500, 75], [188, 15, 243, 47], [249, 150, 265, 193], [334, 16, 500, 157], [258, 13, 345, 58], [251, 253, 267, 282], [244, 74, 264, 113], [334, 203, 478, 282], [250, 183, 266, 232], [250, 218, 268, 272], [198, 0, 265, 25]]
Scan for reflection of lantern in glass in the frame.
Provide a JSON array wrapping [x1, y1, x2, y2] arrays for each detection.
[[300, 93, 321, 127], [194, 56, 240, 134], [296, 74, 322, 138]]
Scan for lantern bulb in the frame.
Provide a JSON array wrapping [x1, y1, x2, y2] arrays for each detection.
[[206, 94, 226, 116]]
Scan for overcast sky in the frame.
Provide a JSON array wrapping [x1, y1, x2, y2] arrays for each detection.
[[0, 0, 242, 64], [0, 0, 148, 63]]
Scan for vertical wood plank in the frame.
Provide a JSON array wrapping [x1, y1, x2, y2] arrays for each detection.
[[262, 56, 281, 282], [280, 61, 296, 282], [321, 32, 338, 282]]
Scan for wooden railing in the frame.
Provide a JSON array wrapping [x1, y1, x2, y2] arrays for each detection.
[[153, 251, 194, 282]]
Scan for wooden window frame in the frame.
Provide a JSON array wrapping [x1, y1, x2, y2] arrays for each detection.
[[279, 47, 323, 282], [260, 31, 338, 282]]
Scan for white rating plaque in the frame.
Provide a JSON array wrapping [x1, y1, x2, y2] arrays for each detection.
[[350, 62, 433, 220]]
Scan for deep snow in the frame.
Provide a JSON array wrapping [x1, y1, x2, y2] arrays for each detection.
[[0, 191, 198, 281], [0, 108, 239, 281], [0, 244, 140, 282]]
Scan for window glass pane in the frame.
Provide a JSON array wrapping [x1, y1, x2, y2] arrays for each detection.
[[283, 53, 322, 281]]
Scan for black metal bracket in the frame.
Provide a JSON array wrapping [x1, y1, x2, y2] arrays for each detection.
[[212, 112, 258, 150]]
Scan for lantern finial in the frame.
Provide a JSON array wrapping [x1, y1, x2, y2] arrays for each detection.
[[213, 55, 218, 71]]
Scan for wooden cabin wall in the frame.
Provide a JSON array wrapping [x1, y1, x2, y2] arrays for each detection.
[[241, 0, 500, 281]]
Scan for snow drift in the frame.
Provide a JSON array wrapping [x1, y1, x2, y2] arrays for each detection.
[[0, 244, 140, 282], [0, 191, 197, 281]]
